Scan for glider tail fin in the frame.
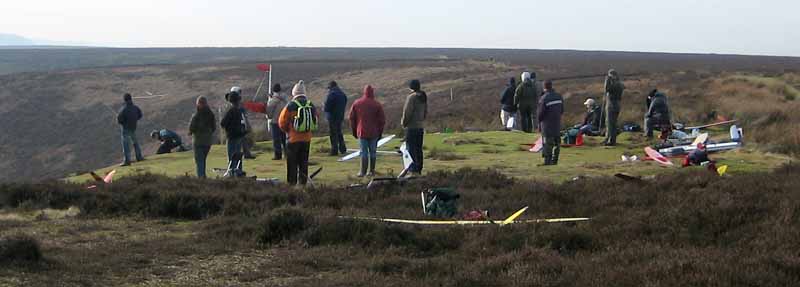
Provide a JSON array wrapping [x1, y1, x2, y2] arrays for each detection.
[[501, 206, 529, 225]]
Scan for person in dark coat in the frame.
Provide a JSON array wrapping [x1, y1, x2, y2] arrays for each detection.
[[117, 93, 145, 166], [349, 85, 386, 177], [537, 80, 564, 166], [603, 69, 625, 146], [324, 81, 348, 156], [644, 89, 658, 132], [579, 98, 602, 136], [401, 79, 427, 175], [645, 91, 671, 139], [500, 77, 517, 131], [515, 72, 542, 133], [266, 84, 288, 160], [150, 129, 187, 154], [220, 87, 248, 177], [189, 96, 216, 178]]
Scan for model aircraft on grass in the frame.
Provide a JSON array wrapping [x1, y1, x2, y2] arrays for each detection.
[[340, 206, 590, 226], [658, 125, 743, 157], [87, 170, 116, 189], [338, 135, 397, 162], [133, 91, 169, 100], [349, 142, 422, 189]]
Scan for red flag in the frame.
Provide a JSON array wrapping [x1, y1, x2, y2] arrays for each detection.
[[243, 101, 267, 114], [257, 64, 270, 72]]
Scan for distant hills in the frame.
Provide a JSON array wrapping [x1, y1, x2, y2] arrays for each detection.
[[0, 33, 35, 46]]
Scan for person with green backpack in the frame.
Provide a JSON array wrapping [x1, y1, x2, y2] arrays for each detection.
[[279, 80, 318, 186]]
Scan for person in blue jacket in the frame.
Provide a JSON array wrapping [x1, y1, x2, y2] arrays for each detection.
[[324, 81, 348, 156], [151, 129, 187, 154]]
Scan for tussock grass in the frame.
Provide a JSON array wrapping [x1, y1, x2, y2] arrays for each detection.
[[0, 236, 42, 265]]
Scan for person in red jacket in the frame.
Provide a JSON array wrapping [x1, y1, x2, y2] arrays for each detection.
[[348, 85, 386, 177]]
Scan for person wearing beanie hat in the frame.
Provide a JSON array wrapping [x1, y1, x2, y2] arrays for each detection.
[[189, 96, 216, 178], [537, 80, 564, 166], [603, 69, 626, 146], [324, 80, 348, 156], [579, 98, 602, 136], [279, 80, 318, 185], [349, 85, 386, 177], [500, 77, 517, 131], [221, 87, 249, 177], [266, 83, 288, 160], [401, 79, 427, 175], [514, 71, 543, 133], [117, 92, 144, 166]]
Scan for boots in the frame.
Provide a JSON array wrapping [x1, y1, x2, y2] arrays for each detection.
[[357, 157, 368, 177], [368, 157, 377, 177]]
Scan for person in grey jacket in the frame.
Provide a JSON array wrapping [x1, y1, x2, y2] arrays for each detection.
[[266, 84, 288, 160], [189, 96, 216, 178], [402, 79, 427, 175], [645, 91, 671, 139], [537, 80, 564, 166], [514, 71, 542, 133], [116, 93, 145, 166], [603, 69, 625, 146]]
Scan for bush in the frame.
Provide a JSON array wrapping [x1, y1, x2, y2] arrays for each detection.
[[0, 236, 43, 264], [258, 208, 312, 245]]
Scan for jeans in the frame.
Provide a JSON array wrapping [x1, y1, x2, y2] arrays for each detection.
[[579, 124, 596, 136], [121, 129, 144, 163], [226, 137, 244, 172], [157, 139, 180, 154], [519, 105, 536, 133], [359, 137, 379, 174], [329, 119, 347, 155], [405, 128, 425, 173], [194, 145, 211, 178], [287, 142, 311, 185], [270, 123, 286, 159], [500, 110, 516, 130]]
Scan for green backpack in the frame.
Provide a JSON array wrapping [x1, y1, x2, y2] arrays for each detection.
[[424, 188, 460, 218], [292, 100, 317, 132]]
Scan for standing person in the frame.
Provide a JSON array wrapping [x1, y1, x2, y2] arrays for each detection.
[[324, 81, 348, 156], [402, 79, 428, 175], [537, 80, 564, 166], [117, 93, 145, 166], [266, 84, 288, 160], [644, 89, 658, 133], [349, 85, 386, 177], [603, 69, 625, 146], [499, 77, 517, 131], [189, 96, 216, 178], [220, 87, 248, 177], [514, 71, 542, 133], [279, 80, 318, 186], [645, 91, 671, 139], [579, 98, 602, 136]]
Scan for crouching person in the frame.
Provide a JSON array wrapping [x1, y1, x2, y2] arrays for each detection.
[[537, 80, 564, 166], [189, 96, 216, 178], [279, 81, 318, 186], [151, 129, 188, 154], [683, 143, 717, 173]]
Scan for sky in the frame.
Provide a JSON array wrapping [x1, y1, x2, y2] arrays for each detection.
[[3, 0, 799, 56]]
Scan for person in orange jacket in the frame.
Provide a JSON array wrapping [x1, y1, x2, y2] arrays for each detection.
[[279, 80, 318, 186]]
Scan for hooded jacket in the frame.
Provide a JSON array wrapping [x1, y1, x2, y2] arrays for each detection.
[[646, 92, 671, 125], [604, 70, 625, 111], [266, 91, 288, 122], [189, 106, 216, 146], [324, 86, 348, 122], [583, 105, 602, 128], [500, 78, 517, 112], [279, 81, 317, 143], [117, 101, 143, 131], [401, 90, 427, 129], [220, 103, 247, 140], [514, 75, 542, 108], [349, 85, 386, 139], [537, 90, 564, 138]]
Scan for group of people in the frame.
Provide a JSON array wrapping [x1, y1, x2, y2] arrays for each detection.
[[115, 79, 429, 185]]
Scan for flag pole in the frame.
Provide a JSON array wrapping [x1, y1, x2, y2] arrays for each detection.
[[268, 64, 273, 96]]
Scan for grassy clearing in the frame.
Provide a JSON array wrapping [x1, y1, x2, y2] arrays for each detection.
[[69, 130, 791, 185]]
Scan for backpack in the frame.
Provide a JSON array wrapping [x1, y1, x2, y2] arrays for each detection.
[[292, 100, 317, 132], [423, 188, 460, 218]]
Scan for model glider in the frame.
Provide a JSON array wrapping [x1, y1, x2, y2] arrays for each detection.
[[133, 91, 168, 99], [339, 135, 396, 162], [87, 170, 116, 189], [340, 206, 590, 226], [658, 125, 743, 157], [520, 137, 543, 153], [362, 143, 418, 189], [691, 133, 709, 146], [683, 120, 737, 131], [644, 147, 674, 166]]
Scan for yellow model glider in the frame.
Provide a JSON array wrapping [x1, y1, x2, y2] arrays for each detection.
[[340, 206, 589, 226]]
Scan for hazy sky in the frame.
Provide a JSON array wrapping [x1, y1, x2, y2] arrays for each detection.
[[3, 0, 799, 56]]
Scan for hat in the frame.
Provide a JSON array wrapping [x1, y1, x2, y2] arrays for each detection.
[[292, 80, 307, 96], [150, 130, 159, 139], [583, 98, 595, 106], [272, 83, 282, 93], [521, 72, 531, 82], [123, 93, 132, 102], [328, 81, 338, 89], [409, 79, 421, 91], [230, 86, 242, 94]]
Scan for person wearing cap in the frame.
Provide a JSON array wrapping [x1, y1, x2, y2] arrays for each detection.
[[537, 80, 564, 166], [499, 77, 517, 131], [220, 86, 248, 177], [402, 79, 427, 175], [603, 69, 625, 146], [349, 85, 386, 177], [645, 91, 672, 139], [683, 142, 717, 172], [150, 129, 187, 154], [324, 81, 348, 156], [514, 71, 542, 133], [189, 96, 216, 178], [279, 80, 318, 185], [579, 98, 602, 136], [266, 83, 288, 160], [116, 93, 145, 166]]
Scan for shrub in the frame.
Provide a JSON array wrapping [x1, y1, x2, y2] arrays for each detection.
[[0, 236, 43, 264], [258, 208, 312, 245]]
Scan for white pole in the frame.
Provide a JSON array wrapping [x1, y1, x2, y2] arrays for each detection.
[[268, 65, 273, 95]]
